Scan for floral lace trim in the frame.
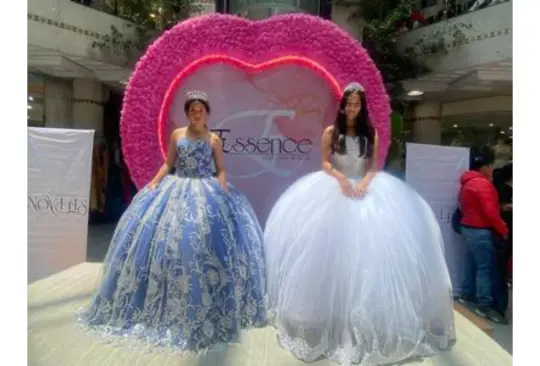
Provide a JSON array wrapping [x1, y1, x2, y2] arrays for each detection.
[[267, 303, 455, 366], [74, 307, 263, 358]]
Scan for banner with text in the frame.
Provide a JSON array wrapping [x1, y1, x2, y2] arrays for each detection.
[[28, 127, 94, 283], [405, 143, 470, 295]]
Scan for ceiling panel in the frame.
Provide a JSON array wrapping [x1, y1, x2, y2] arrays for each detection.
[[404, 57, 512, 102], [27, 44, 131, 87]]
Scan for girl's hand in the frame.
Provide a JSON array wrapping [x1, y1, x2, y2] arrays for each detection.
[[147, 181, 158, 191], [353, 181, 369, 197], [338, 176, 353, 197], [220, 181, 230, 193]]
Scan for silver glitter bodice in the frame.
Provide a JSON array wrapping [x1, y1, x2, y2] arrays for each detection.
[[331, 135, 369, 178]]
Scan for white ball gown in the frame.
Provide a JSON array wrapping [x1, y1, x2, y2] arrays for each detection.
[[264, 135, 455, 365], [76, 137, 266, 353]]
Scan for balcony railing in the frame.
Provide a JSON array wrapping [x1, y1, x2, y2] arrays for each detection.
[[399, 0, 510, 33]]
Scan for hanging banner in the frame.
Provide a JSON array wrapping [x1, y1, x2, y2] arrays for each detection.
[[28, 127, 94, 283], [405, 143, 470, 295]]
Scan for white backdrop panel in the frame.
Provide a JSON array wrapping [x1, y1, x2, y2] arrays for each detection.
[[406, 143, 470, 296], [28, 128, 94, 283]]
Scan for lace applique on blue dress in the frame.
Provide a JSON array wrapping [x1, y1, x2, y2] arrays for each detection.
[[76, 137, 266, 353]]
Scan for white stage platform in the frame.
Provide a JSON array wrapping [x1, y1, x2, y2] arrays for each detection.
[[28, 263, 513, 366]]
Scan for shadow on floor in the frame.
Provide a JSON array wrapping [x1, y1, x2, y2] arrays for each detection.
[[86, 223, 116, 262], [194, 347, 232, 366], [28, 291, 93, 312]]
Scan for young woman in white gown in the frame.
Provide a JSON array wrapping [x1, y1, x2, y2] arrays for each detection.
[[264, 82, 456, 365]]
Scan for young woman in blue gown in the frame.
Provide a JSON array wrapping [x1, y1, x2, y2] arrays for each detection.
[[264, 83, 456, 365], [77, 91, 266, 353]]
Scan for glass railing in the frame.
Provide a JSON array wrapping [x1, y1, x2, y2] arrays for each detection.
[[398, 0, 510, 33]]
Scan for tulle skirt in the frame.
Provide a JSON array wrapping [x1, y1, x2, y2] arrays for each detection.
[[264, 171, 455, 365], [76, 175, 266, 353]]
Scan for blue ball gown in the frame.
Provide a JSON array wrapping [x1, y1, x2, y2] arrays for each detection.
[[77, 136, 266, 353], [264, 135, 455, 365]]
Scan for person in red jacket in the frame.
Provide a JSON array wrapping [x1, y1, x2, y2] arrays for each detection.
[[458, 146, 508, 324]]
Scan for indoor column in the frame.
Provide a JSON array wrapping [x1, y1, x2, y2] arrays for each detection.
[[44, 78, 73, 128], [71, 78, 105, 137], [412, 101, 442, 145]]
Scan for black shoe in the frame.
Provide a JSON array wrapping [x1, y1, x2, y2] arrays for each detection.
[[456, 297, 476, 311], [475, 306, 509, 325]]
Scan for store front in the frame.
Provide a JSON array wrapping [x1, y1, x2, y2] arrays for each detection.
[[27, 73, 46, 127], [385, 108, 512, 179], [27, 70, 135, 224], [216, 0, 332, 19], [440, 111, 513, 149]]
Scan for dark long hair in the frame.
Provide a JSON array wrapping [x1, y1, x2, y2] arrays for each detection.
[[469, 145, 495, 171], [330, 89, 375, 158]]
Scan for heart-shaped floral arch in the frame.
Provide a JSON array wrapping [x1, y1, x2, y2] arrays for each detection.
[[121, 14, 391, 188]]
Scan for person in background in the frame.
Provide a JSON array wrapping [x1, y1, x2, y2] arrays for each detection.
[[496, 163, 513, 236], [492, 137, 512, 169], [496, 163, 513, 286], [457, 146, 509, 324], [488, 162, 513, 317]]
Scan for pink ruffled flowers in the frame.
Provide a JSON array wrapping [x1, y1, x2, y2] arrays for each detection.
[[121, 14, 391, 188]]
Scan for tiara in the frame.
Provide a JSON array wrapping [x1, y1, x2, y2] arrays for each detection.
[[186, 90, 209, 102], [344, 82, 364, 93]]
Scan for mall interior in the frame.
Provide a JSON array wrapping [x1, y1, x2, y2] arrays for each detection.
[[28, 0, 512, 221]]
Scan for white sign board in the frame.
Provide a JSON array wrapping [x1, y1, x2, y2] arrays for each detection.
[[405, 143, 470, 296], [28, 128, 94, 283]]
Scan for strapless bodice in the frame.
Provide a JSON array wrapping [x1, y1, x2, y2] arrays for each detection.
[[331, 135, 368, 178], [174, 137, 215, 178]]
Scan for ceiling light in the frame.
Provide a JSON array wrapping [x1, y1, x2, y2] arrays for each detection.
[[453, 124, 458, 128], [500, 131, 505, 134], [489, 123, 494, 127], [407, 90, 424, 96], [27, 105, 32, 110], [149, 13, 156, 18], [509, 127, 513, 130], [28, 96, 34, 101]]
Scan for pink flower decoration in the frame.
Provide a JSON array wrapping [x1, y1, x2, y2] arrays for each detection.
[[121, 14, 391, 188], [157, 55, 342, 155]]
